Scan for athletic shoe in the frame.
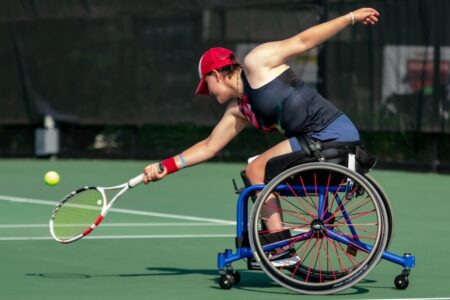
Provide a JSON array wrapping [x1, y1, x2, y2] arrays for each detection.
[[249, 248, 301, 269]]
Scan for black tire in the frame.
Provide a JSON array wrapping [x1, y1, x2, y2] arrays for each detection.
[[219, 274, 234, 289], [394, 274, 409, 290], [249, 163, 389, 294]]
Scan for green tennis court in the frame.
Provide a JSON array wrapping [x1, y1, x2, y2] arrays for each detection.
[[1, 159, 449, 300]]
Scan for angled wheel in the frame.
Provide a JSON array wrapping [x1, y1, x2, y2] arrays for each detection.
[[219, 274, 234, 289], [394, 274, 409, 289], [249, 163, 389, 294]]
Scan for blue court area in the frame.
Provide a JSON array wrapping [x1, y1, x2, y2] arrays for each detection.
[[1, 159, 450, 300]]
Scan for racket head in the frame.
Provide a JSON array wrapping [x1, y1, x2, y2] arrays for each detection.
[[50, 187, 106, 243]]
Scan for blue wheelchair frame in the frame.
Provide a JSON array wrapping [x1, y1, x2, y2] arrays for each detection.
[[217, 181, 416, 289]]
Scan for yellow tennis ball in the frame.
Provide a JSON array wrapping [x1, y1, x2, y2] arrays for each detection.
[[44, 171, 60, 186]]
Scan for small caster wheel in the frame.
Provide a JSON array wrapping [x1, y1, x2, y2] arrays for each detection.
[[394, 274, 409, 289], [232, 271, 241, 285], [219, 274, 234, 289]]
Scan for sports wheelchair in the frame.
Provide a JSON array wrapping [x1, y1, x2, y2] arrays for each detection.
[[217, 139, 415, 294]]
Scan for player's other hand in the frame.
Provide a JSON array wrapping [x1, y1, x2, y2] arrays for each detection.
[[143, 163, 167, 184], [351, 8, 380, 25]]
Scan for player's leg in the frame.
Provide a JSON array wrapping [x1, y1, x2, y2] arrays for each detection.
[[245, 136, 301, 185], [245, 139, 294, 238]]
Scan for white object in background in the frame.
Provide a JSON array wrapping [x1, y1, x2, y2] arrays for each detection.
[[44, 115, 55, 129], [35, 115, 59, 157]]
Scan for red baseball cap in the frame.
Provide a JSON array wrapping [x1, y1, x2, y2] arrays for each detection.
[[195, 47, 236, 95]]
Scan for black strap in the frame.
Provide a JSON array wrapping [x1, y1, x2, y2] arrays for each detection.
[[259, 229, 292, 246], [296, 135, 311, 156], [297, 135, 325, 161]]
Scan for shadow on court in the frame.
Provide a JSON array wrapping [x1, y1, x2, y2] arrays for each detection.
[[26, 268, 375, 295], [26, 267, 234, 280], [27, 267, 218, 279]]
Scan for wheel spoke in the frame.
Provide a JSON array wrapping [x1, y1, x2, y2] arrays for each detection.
[[250, 163, 387, 293]]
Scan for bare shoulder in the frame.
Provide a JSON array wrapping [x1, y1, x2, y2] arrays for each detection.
[[242, 37, 304, 86], [243, 42, 275, 73], [242, 44, 291, 88]]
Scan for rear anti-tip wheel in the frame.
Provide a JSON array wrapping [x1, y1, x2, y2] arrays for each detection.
[[394, 274, 409, 290], [219, 274, 234, 289]]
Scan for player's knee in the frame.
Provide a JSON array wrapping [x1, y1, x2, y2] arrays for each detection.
[[245, 162, 264, 184]]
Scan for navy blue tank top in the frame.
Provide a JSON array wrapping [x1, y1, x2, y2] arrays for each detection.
[[239, 68, 342, 138]]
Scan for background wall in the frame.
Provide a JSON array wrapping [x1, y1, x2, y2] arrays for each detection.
[[1, 0, 449, 171]]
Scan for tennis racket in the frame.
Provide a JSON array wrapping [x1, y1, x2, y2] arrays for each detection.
[[49, 167, 160, 244]]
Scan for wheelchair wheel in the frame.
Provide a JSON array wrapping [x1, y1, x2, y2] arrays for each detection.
[[249, 162, 389, 294]]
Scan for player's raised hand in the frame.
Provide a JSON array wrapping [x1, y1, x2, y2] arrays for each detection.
[[350, 8, 380, 26]]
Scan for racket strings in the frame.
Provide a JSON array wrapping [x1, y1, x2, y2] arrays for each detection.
[[51, 189, 104, 241]]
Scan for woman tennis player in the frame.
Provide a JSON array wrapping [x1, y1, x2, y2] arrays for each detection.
[[143, 8, 379, 264]]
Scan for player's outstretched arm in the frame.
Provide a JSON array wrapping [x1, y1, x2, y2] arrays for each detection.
[[143, 101, 248, 183], [244, 7, 379, 73]]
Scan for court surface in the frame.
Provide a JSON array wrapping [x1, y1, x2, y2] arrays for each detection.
[[1, 159, 449, 300]]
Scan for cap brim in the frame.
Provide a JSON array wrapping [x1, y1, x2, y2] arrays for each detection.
[[195, 77, 209, 95]]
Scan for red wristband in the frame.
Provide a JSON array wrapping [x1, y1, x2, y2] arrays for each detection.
[[161, 157, 179, 174]]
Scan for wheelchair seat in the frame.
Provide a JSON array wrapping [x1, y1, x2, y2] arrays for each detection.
[[264, 139, 376, 184]]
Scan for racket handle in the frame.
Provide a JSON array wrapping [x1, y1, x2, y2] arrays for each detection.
[[128, 173, 145, 188], [130, 164, 165, 187]]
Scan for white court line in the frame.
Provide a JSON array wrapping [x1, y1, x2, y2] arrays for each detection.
[[0, 234, 235, 241], [0, 194, 235, 225], [0, 222, 234, 228]]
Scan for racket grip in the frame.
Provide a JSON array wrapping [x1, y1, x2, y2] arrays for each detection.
[[128, 173, 145, 188]]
